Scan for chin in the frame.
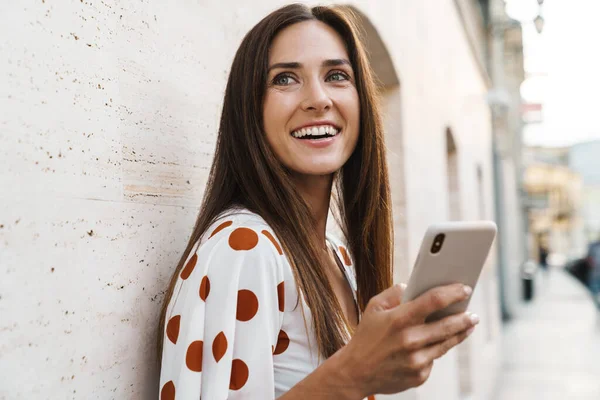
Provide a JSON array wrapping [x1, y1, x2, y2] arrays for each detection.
[[291, 163, 342, 177]]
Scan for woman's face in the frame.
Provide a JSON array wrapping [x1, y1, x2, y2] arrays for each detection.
[[263, 20, 360, 177]]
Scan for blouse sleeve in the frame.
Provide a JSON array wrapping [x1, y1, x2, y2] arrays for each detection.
[[159, 222, 286, 400]]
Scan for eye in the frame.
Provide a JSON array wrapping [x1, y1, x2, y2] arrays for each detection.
[[326, 71, 350, 82], [272, 73, 297, 86]]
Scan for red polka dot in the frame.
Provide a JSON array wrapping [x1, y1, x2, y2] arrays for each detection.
[[185, 340, 203, 372], [236, 290, 259, 321], [277, 282, 285, 312], [229, 359, 249, 390], [180, 253, 197, 280], [261, 230, 283, 255], [339, 246, 352, 266], [166, 315, 181, 345], [199, 276, 210, 301], [160, 381, 175, 400], [212, 332, 228, 362], [210, 220, 233, 238], [273, 330, 289, 355], [229, 228, 258, 251]]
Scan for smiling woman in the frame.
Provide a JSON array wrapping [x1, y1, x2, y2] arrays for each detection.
[[157, 3, 478, 400]]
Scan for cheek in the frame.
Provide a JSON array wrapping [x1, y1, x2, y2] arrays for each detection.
[[351, 92, 360, 124], [341, 92, 360, 134], [262, 95, 292, 154], [345, 94, 361, 153], [262, 96, 275, 130], [263, 93, 293, 132], [262, 97, 280, 142]]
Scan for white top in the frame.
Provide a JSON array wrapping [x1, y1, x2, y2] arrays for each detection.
[[159, 208, 369, 400]]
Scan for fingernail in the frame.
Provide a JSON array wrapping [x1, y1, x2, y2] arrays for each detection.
[[400, 283, 407, 290], [469, 313, 480, 325], [463, 285, 473, 296], [466, 327, 475, 337]]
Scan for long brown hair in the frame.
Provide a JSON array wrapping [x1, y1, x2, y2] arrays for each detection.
[[158, 3, 393, 361]]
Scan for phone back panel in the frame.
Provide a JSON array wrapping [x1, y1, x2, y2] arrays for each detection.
[[402, 221, 497, 321]]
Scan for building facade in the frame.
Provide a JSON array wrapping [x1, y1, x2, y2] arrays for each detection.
[[569, 140, 600, 244], [522, 146, 585, 262], [1, 1, 510, 399]]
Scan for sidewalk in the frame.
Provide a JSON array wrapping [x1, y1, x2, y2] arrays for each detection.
[[494, 267, 600, 400]]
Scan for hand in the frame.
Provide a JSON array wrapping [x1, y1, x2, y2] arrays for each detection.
[[337, 283, 479, 397]]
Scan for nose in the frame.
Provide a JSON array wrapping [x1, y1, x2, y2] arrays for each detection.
[[301, 80, 332, 113]]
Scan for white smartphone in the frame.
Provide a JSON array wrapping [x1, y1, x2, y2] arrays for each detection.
[[401, 221, 497, 322]]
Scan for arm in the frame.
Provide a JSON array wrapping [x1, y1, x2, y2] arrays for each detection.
[[284, 283, 479, 399], [159, 223, 286, 399]]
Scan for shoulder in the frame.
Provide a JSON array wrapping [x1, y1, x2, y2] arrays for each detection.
[[174, 208, 287, 304], [196, 207, 285, 259]]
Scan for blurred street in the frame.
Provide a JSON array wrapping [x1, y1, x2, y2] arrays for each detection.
[[494, 268, 600, 400]]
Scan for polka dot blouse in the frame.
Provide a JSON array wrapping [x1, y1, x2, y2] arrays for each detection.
[[159, 208, 375, 399]]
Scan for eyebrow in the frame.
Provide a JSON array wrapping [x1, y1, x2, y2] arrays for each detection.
[[267, 59, 351, 73]]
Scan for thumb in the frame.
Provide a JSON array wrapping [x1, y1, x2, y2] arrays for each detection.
[[371, 283, 407, 312]]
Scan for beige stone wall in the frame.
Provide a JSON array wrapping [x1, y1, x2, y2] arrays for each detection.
[[1, 1, 500, 399]]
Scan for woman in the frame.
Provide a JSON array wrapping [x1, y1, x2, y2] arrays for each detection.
[[158, 4, 478, 399]]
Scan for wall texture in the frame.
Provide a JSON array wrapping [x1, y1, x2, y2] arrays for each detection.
[[1, 1, 500, 399]]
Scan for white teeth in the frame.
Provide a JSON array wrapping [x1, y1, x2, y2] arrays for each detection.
[[291, 125, 340, 138]]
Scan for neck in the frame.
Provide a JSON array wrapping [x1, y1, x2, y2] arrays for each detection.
[[290, 172, 334, 249]]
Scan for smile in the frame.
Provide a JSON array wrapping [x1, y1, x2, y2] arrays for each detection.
[[290, 125, 341, 139]]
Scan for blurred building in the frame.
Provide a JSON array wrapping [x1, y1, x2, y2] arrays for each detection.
[[483, 0, 532, 322], [569, 140, 600, 243], [523, 146, 585, 262]]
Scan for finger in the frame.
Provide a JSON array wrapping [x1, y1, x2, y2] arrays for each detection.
[[421, 311, 479, 346], [398, 312, 478, 351], [403, 283, 472, 322], [369, 282, 407, 312], [422, 325, 474, 361], [402, 361, 434, 388], [411, 362, 433, 388]]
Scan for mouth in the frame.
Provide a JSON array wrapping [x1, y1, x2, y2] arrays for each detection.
[[290, 124, 342, 140]]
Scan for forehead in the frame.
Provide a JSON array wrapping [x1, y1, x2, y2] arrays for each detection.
[[269, 20, 349, 63]]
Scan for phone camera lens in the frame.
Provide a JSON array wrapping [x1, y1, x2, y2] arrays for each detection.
[[430, 233, 445, 254]]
